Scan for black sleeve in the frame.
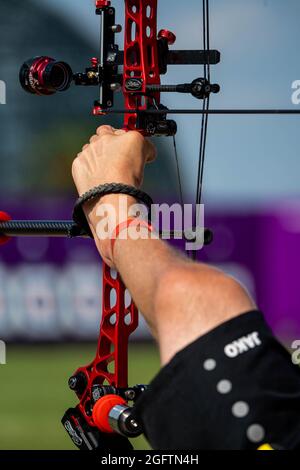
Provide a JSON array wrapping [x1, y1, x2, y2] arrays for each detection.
[[134, 311, 300, 450]]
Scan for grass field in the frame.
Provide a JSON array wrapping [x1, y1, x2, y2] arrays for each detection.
[[0, 343, 160, 450]]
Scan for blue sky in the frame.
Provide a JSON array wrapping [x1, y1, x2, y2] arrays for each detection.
[[37, 0, 300, 205]]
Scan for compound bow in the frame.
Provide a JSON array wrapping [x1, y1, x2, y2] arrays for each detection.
[[1, 0, 298, 453], [0, 0, 220, 451]]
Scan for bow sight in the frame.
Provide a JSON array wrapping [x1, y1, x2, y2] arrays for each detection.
[[19, 2, 220, 137]]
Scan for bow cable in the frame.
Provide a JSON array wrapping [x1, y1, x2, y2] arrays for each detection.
[[173, 0, 212, 260]]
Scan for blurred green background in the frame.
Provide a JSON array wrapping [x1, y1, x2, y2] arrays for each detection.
[[0, 343, 160, 450]]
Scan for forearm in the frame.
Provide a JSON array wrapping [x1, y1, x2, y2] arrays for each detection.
[[86, 194, 187, 337], [74, 126, 256, 365], [113, 233, 184, 334], [86, 193, 256, 367]]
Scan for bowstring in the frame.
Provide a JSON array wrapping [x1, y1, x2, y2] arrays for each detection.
[[173, 135, 184, 210], [192, 0, 211, 261], [172, 0, 211, 260]]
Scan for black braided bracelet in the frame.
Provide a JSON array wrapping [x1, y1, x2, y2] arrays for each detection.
[[72, 183, 154, 236]]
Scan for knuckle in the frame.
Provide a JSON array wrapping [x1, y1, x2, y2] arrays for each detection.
[[96, 125, 112, 135], [89, 135, 97, 144], [128, 130, 144, 143]]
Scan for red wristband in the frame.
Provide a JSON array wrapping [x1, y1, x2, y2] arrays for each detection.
[[111, 217, 154, 254]]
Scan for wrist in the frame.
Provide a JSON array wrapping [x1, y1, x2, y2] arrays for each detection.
[[86, 194, 139, 228], [86, 195, 139, 263], [74, 183, 153, 265], [96, 174, 140, 190], [74, 181, 152, 237]]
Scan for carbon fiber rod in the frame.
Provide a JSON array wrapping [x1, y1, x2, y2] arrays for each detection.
[[0, 220, 88, 238], [0, 220, 213, 245]]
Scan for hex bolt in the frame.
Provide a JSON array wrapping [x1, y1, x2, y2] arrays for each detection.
[[111, 24, 122, 33]]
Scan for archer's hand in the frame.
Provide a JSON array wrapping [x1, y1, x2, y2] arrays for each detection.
[[72, 125, 156, 196]]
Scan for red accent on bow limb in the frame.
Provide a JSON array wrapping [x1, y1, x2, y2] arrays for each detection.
[[0, 212, 12, 246], [90, 57, 99, 68], [73, 263, 138, 428], [123, 0, 161, 132], [158, 29, 177, 46], [93, 106, 106, 116], [95, 0, 111, 7]]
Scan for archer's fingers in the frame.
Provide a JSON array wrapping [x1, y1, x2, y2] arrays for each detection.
[[114, 129, 127, 136], [82, 144, 89, 151], [96, 125, 115, 137], [89, 134, 99, 144]]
